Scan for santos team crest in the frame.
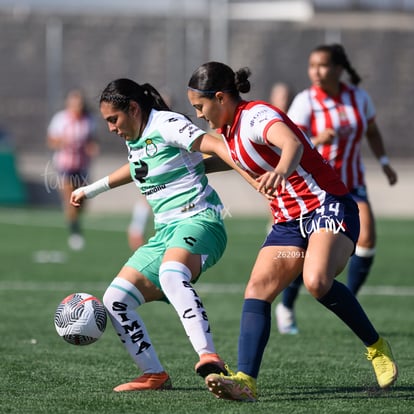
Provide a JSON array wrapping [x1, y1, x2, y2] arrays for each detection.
[[145, 139, 157, 156]]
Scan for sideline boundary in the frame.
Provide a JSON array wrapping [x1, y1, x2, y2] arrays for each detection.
[[1, 281, 413, 296]]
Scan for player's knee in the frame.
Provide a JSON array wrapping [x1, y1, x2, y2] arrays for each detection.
[[159, 261, 192, 291], [303, 274, 331, 299], [103, 285, 124, 315], [103, 277, 145, 315], [245, 276, 281, 301]]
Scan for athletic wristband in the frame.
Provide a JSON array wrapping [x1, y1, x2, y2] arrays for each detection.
[[379, 155, 390, 166], [74, 176, 110, 199]]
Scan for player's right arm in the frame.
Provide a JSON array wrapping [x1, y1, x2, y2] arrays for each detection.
[[70, 163, 132, 207]]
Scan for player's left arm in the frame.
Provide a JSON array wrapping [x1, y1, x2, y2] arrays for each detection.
[[366, 120, 397, 186]]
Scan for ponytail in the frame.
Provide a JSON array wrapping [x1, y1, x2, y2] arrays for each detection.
[[188, 61, 251, 99], [140, 83, 171, 111], [313, 44, 362, 85]]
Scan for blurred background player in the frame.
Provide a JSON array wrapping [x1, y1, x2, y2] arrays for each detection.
[[46, 89, 99, 250], [269, 81, 292, 112], [127, 198, 151, 250], [276, 43, 398, 334]]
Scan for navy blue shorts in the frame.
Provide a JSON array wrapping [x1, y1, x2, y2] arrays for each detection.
[[350, 186, 369, 203], [57, 170, 89, 188], [263, 194, 360, 250]]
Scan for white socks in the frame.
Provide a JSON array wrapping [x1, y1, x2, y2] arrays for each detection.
[[355, 245, 376, 258], [103, 262, 216, 375], [159, 261, 216, 355], [103, 277, 164, 374]]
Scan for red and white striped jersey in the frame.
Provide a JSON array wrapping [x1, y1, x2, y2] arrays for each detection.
[[218, 100, 348, 223], [288, 83, 375, 189], [48, 110, 96, 173]]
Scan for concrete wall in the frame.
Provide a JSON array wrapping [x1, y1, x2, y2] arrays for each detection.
[[1, 10, 414, 159]]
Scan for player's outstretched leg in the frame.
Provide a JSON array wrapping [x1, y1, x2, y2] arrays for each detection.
[[316, 280, 398, 389], [160, 261, 228, 380], [103, 278, 171, 392]]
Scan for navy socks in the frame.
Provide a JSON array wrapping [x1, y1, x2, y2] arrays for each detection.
[[317, 280, 379, 346], [237, 280, 379, 381], [347, 254, 374, 295], [238, 299, 271, 378], [282, 274, 303, 308]]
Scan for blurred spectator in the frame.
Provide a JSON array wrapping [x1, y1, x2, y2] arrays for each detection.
[[46, 89, 99, 250]]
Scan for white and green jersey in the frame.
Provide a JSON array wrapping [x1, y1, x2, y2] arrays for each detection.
[[127, 109, 223, 228]]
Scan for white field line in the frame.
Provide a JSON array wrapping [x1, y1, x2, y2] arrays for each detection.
[[0, 215, 257, 235], [0, 281, 413, 296], [0, 216, 126, 232]]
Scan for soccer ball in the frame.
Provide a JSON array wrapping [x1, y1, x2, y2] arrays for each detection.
[[54, 292, 107, 345]]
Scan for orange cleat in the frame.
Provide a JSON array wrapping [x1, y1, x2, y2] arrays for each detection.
[[195, 353, 228, 378], [113, 372, 172, 392]]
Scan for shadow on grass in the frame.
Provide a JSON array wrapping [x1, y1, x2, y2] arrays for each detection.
[[260, 384, 414, 402]]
